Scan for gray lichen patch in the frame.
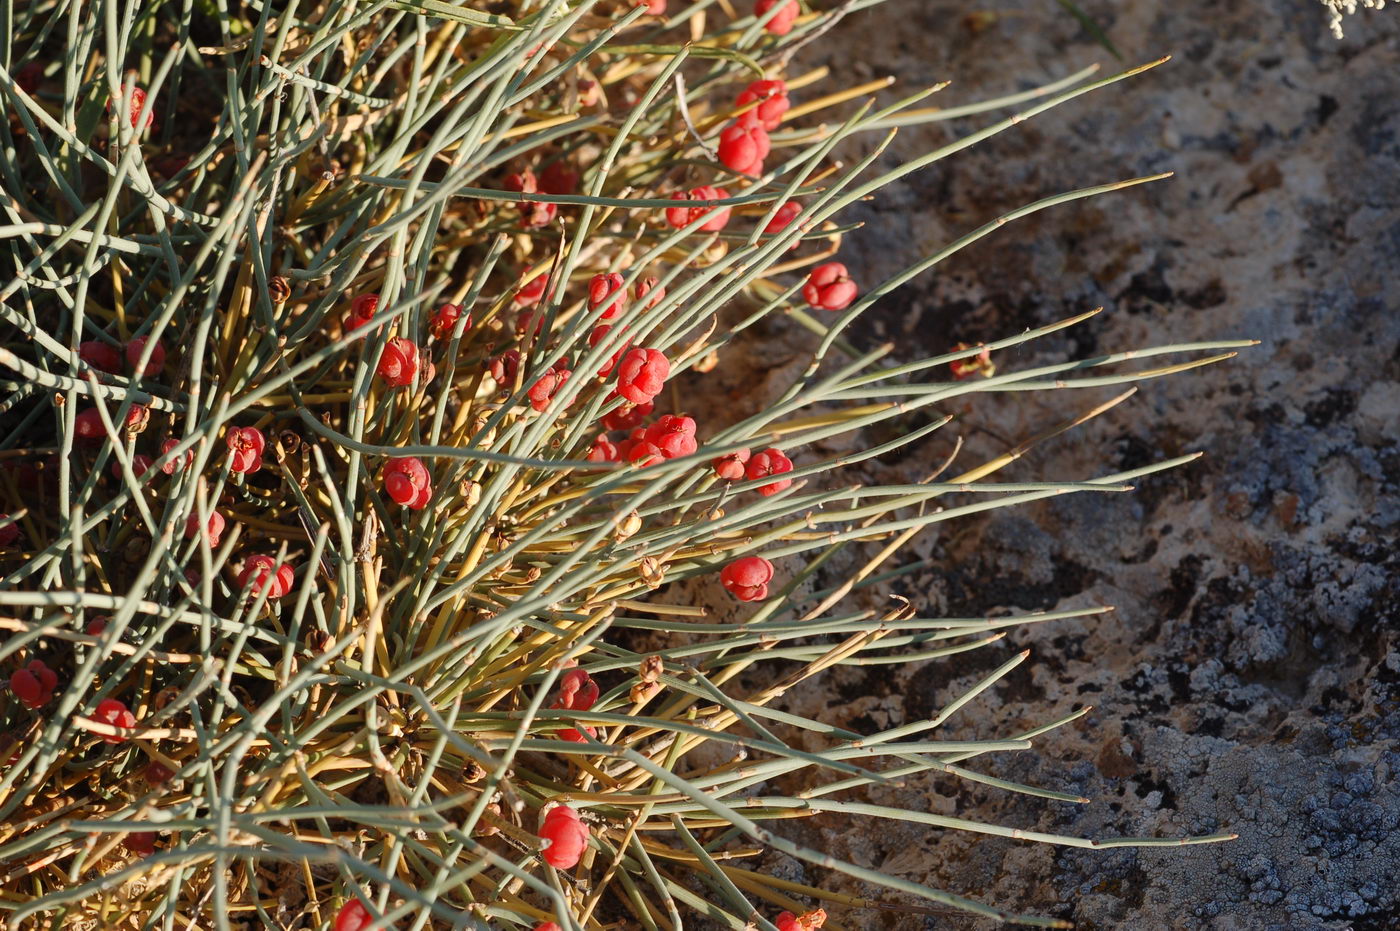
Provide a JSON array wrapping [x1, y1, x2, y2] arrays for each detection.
[[760, 0, 1400, 927]]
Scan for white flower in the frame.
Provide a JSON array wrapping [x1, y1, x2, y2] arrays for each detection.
[[1319, 0, 1388, 39]]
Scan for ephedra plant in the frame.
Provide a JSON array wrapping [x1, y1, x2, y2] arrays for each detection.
[[0, 1, 1245, 928]]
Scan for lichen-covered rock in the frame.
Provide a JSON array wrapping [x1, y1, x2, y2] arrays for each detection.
[[770, 1, 1400, 927]]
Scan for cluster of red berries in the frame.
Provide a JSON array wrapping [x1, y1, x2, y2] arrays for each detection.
[[72, 403, 149, 447], [717, 73, 790, 177], [711, 446, 793, 495], [9, 659, 58, 710], [79, 335, 166, 378], [710, 446, 795, 602], [658, 71, 860, 313], [501, 158, 579, 229], [589, 413, 697, 467], [345, 292, 459, 388], [4, 663, 137, 738], [68, 336, 169, 448]]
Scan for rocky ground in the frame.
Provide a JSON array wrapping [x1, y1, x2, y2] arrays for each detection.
[[741, 1, 1400, 928]]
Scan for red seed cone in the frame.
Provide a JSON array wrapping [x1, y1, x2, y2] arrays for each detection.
[[802, 262, 858, 311], [539, 805, 589, 869], [238, 555, 295, 599], [615, 349, 669, 404], [720, 555, 775, 602], [746, 447, 794, 495], [383, 457, 433, 510], [734, 79, 789, 130], [717, 123, 769, 175]]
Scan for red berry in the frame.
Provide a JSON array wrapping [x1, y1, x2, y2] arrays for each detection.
[[86, 616, 108, 636], [125, 336, 165, 377], [515, 310, 545, 338], [344, 293, 379, 332], [754, 0, 799, 35], [735, 79, 789, 131], [764, 201, 802, 234], [538, 805, 588, 869], [665, 185, 732, 232], [377, 338, 423, 387], [718, 123, 770, 175], [712, 448, 751, 481], [145, 761, 174, 784], [503, 167, 538, 194], [536, 923, 564, 931], [626, 438, 665, 468], [333, 898, 377, 931], [802, 262, 857, 311], [226, 426, 265, 475], [720, 555, 775, 602], [0, 515, 19, 548], [74, 408, 106, 443], [383, 457, 432, 510], [588, 325, 632, 379], [601, 395, 653, 431], [514, 266, 548, 306], [94, 698, 137, 743], [587, 273, 628, 320], [552, 667, 601, 743], [539, 161, 578, 195], [185, 510, 225, 548], [79, 340, 123, 373], [775, 909, 828, 931], [160, 437, 193, 474], [489, 349, 522, 388], [9, 660, 59, 710], [746, 447, 793, 496], [123, 404, 150, 435], [586, 434, 620, 463], [528, 365, 573, 413], [556, 724, 597, 743], [123, 832, 156, 856], [644, 414, 698, 459], [551, 668, 600, 712], [615, 348, 669, 404], [237, 555, 295, 600], [108, 84, 153, 130], [635, 276, 666, 311], [521, 201, 558, 228], [635, 0, 666, 14], [429, 303, 471, 341]]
